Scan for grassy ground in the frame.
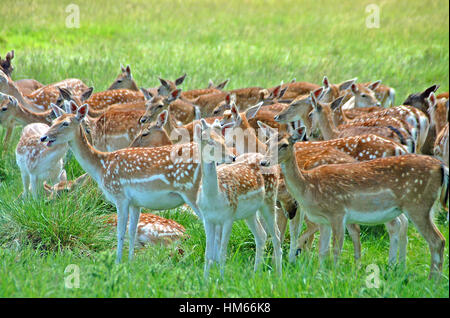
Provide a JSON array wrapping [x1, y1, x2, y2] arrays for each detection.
[[0, 0, 448, 297]]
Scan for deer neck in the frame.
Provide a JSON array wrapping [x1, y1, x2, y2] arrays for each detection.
[[241, 119, 267, 155], [200, 155, 220, 199], [165, 106, 181, 136], [317, 109, 339, 140], [69, 125, 107, 184], [15, 104, 52, 125], [279, 146, 308, 199], [6, 79, 42, 112]]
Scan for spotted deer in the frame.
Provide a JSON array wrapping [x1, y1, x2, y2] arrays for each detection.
[[309, 94, 414, 152], [0, 50, 44, 95], [434, 123, 449, 167], [261, 125, 447, 279], [108, 64, 139, 91], [39, 103, 233, 263], [105, 213, 187, 248], [155, 74, 187, 96], [207, 79, 230, 90], [16, 122, 68, 198], [258, 122, 409, 264], [262, 80, 321, 101], [43, 173, 89, 200], [195, 119, 282, 277], [427, 93, 449, 143], [84, 89, 145, 111], [403, 84, 440, 114]]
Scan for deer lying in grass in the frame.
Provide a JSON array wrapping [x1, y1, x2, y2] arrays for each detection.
[[16, 122, 68, 198], [40, 102, 234, 263], [195, 119, 282, 277], [261, 124, 447, 279], [43, 173, 89, 200], [259, 121, 409, 264], [1, 50, 44, 95]]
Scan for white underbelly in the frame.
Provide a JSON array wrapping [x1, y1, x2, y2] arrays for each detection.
[[125, 187, 185, 210]]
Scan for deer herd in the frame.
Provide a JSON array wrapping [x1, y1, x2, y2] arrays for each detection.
[[0, 49, 448, 280]]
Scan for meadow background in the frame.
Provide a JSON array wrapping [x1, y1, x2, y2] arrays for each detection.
[[0, 0, 448, 297]]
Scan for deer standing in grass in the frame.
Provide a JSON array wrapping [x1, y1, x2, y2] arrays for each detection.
[[195, 119, 282, 277], [16, 121, 68, 198], [40, 102, 234, 263], [259, 122, 409, 265], [261, 125, 447, 279]]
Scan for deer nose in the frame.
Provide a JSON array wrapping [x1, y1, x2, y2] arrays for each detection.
[[232, 155, 236, 162], [40, 136, 48, 142]]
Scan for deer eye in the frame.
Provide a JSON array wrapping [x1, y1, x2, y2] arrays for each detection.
[[142, 131, 150, 137], [157, 104, 163, 108], [361, 94, 367, 98], [117, 80, 122, 83], [62, 121, 69, 127], [280, 143, 288, 149], [1, 106, 7, 111]]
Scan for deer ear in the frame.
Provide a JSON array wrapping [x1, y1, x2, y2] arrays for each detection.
[[81, 87, 94, 101], [156, 110, 168, 127], [68, 100, 78, 114], [322, 76, 330, 88], [58, 87, 72, 100], [120, 64, 126, 72], [368, 80, 381, 91], [312, 87, 324, 100], [126, 65, 131, 76], [221, 122, 234, 136], [140, 87, 153, 100], [59, 170, 67, 182], [427, 92, 437, 108], [159, 78, 170, 89], [338, 78, 357, 91], [245, 102, 263, 120], [310, 92, 321, 111], [76, 104, 89, 121], [279, 86, 288, 99], [208, 79, 214, 88], [230, 102, 240, 118], [43, 182, 52, 194], [350, 83, 359, 95], [50, 103, 66, 118], [330, 95, 345, 111], [272, 85, 281, 98], [175, 73, 187, 86], [421, 84, 440, 98], [216, 79, 229, 90]]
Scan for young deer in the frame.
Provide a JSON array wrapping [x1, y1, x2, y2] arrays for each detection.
[[261, 125, 447, 279], [207, 79, 230, 90], [40, 103, 233, 263], [108, 64, 139, 91], [155, 74, 187, 96], [43, 173, 89, 200], [427, 93, 449, 151], [434, 123, 449, 167], [196, 119, 282, 277], [262, 80, 321, 101], [341, 82, 381, 110], [84, 89, 144, 111], [403, 84, 440, 114], [16, 122, 68, 198]]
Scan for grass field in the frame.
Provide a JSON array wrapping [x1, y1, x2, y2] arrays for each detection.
[[0, 0, 449, 298]]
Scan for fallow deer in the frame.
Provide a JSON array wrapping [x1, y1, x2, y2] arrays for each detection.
[[155, 74, 187, 96], [261, 125, 447, 279], [40, 103, 233, 263], [196, 119, 282, 277], [341, 82, 381, 110], [259, 122, 409, 265], [129, 110, 172, 148], [434, 123, 449, 167], [108, 64, 139, 91], [403, 84, 440, 114], [43, 173, 89, 200], [16, 122, 68, 198], [208, 79, 230, 90]]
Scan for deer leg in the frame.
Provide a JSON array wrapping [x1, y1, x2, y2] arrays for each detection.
[[275, 206, 287, 244], [203, 220, 215, 279], [128, 205, 141, 261], [2, 123, 14, 155], [288, 206, 304, 263], [115, 200, 130, 263], [398, 214, 409, 264], [346, 223, 361, 262], [29, 174, 39, 199], [218, 220, 233, 277], [259, 204, 283, 275], [213, 224, 222, 263], [331, 217, 345, 265], [404, 207, 445, 279], [297, 220, 319, 253], [245, 214, 267, 272], [385, 217, 401, 266], [318, 224, 332, 264], [20, 172, 30, 198]]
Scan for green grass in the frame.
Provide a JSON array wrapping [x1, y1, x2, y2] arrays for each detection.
[[0, 0, 449, 297]]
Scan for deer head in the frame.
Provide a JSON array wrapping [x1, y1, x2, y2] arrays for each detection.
[[130, 110, 172, 148], [157, 73, 186, 96], [139, 88, 181, 124], [0, 50, 14, 77], [349, 82, 381, 108], [403, 84, 440, 113], [108, 64, 136, 90], [195, 119, 236, 164]]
